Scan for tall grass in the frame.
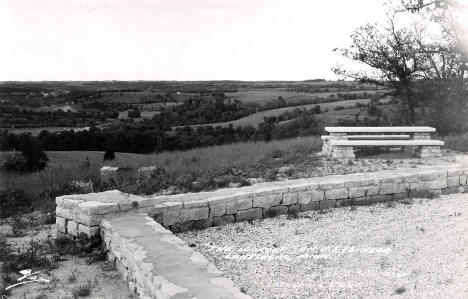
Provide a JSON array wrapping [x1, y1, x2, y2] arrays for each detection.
[[2, 136, 323, 216], [109, 136, 322, 174], [1, 166, 100, 217]]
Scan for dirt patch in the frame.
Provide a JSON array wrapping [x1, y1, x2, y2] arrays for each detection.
[[0, 223, 134, 299]]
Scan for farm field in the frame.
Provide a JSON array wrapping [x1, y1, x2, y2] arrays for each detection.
[[181, 98, 390, 128], [226, 88, 385, 104]]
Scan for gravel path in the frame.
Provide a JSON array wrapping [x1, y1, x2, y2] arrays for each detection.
[[178, 193, 468, 298]]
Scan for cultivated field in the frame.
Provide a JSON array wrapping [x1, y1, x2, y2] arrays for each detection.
[[226, 88, 384, 104], [181, 98, 387, 129]]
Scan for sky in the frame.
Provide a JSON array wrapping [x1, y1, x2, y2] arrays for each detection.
[[1, 0, 395, 81]]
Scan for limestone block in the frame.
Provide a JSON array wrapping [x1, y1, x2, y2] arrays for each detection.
[[299, 202, 320, 212], [379, 183, 399, 195], [298, 190, 324, 204], [447, 176, 460, 188], [344, 179, 362, 188], [226, 195, 253, 214], [379, 176, 403, 184], [402, 173, 419, 183], [325, 188, 348, 200], [252, 193, 282, 208], [288, 204, 300, 214], [289, 182, 319, 192], [330, 181, 346, 189], [56, 196, 83, 208], [186, 207, 209, 221], [397, 183, 410, 193], [79, 201, 120, 215], [447, 169, 464, 177], [366, 186, 380, 196], [282, 193, 298, 205], [213, 215, 235, 226], [208, 197, 227, 217], [78, 224, 100, 238], [67, 220, 79, 237], [163, 210, 188, 226], [184, 200, 208, 209], [422, 179, 448, 190], [194, 218, 214, 230], [460, 175, 467, 185], [336, 198, 354, 207], [56, 206, 74, 219], [317, 181, 334, 190], [56, 206, 103, 226], [263, 205, 288, 218], [320, 199, 336, 209], [134, 197, 161, 209], [236, 208, 263, 222], [162, 201, 184, 211], [255, 186, 289, 196], [56, 216, 67, 233], [418, 170, 447, 181], [348, 187, 366, 198], [361, 178, 376, 186]]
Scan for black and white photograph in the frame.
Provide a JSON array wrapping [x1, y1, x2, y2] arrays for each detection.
[[1, 0, 467, 298]]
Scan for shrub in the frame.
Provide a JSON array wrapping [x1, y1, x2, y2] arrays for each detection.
[[333, 105, 345, 111], [0, 151, 26, 171], [0, 189, 29, 219], [73, 280, 93, 298], [103, 150, 115, 161]]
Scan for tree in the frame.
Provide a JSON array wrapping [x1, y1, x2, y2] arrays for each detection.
[[399, 0, 468, 132], [333, 15, 425, 125], [334, 0, 467, 130]]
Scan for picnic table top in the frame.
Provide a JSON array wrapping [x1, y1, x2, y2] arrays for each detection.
[[330, 139, 444, 146], [325, 126, 436, 133]]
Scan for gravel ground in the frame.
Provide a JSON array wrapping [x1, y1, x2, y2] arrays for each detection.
[[178, 193, 468, 299]]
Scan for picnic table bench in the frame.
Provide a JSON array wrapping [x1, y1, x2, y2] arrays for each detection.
[[321, 126, 444, 159]]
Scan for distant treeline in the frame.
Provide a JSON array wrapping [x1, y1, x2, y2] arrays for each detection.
[[0, 104, 118, 128], [0, 113, 323, 154]]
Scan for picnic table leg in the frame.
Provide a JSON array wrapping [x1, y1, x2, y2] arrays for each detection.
[[416, 146, 442, 158], [326, 133, 348, 157], [331, 146, 355, 159]]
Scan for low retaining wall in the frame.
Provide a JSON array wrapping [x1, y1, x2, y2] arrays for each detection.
[[101, 213, 250, 299], [56, 160, 468, 298]]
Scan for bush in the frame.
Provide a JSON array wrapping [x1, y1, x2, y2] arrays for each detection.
[[103, 150, 115, 161], [333, 105, 345, 111], [0, 131, 48, 172], [0, 151, 26, 172], [0, 189, 29, 219]]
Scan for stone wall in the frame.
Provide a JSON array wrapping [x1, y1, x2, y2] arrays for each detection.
[[58, 164, 468, 239], [101, 213, 250, 299], [56, 161, 468, 298]]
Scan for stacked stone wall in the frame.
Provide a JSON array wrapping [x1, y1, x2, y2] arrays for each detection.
[[58, 164, 468, 239], [57, 161, 468, 298]]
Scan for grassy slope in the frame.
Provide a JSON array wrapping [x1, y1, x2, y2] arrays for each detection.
[[46, 136, 323, 172]]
